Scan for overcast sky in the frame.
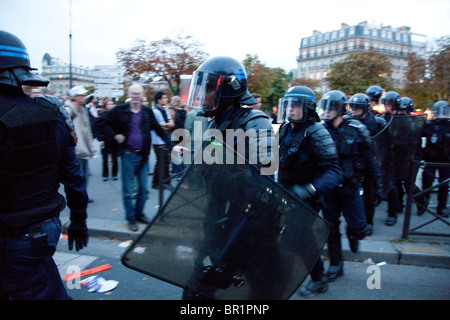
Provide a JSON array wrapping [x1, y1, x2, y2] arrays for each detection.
[[1, 0, 449, 73]]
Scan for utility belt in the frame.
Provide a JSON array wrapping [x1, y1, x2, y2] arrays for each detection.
[[0, 217, 55, 241]]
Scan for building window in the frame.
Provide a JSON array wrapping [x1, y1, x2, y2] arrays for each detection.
[[364, 28, 369, 36], [349, 27, 355, 36], [348, 40, 354, 50], [332, 31, 337, 40]]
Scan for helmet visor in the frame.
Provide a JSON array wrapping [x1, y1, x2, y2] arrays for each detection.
[[381, 98, 398, 107], [187, 71, 225, 112], [279, 97, 313, 123], [432, 104, 450, 119], [319, 99, 346, 121]]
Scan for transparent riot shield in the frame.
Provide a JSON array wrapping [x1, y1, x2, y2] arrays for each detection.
[[122, 150, 329, 300]]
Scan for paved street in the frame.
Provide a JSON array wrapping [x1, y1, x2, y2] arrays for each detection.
[[54, 145, 450, 301], [55, 236, 450, 300]]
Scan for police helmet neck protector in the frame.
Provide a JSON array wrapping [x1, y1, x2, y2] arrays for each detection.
[[187, 56, 248, 117], [0, 30, 49, 88], [349, 93, 370, 119], [279, 86, 317, 124], [319, 90, 348, 123]]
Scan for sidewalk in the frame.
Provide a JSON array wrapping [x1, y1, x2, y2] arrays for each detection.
[[60, 151, 450, 269]]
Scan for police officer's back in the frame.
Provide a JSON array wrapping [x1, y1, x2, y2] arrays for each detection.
[[0, 30, 88, 300]]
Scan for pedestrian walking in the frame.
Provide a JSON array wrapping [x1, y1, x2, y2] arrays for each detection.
[[96, 84, 176, 231], [65, 85, 95, 203]]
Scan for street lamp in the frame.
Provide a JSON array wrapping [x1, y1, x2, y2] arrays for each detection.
[[69, 0, 73, 88]]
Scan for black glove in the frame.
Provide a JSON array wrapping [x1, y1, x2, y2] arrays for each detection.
[[68, 220, 89, 251], [292, 184, 316, 202], [373, 183, 384, 206]]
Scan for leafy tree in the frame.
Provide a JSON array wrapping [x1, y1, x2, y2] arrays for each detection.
[[326, 51, 394, 95], [428, 36, 450, 101], [242, 54, 275, 104], [266, 68, 289, 108], [242, 55, 290, 111], [403, 52, 432, 109], [289, 77, 322, 99], [116, 34, 208, 95]]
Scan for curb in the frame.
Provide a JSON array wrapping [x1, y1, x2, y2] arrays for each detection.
[[62, 218, 449, 269]]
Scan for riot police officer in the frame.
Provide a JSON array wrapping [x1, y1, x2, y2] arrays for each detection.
[[420, 101, 450, 217], [348, 93, 385, 235], [365, 85, 384, 115], [321, 90, 381, 281], [379, 91, 402, 225], [182, 56, 276, 299], [278, 86, 343, 297], [0, 31, 89, 299]]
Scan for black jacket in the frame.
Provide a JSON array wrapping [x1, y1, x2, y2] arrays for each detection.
[[96, 103, 172, 160]]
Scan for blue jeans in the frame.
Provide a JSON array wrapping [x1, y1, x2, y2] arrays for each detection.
[[0, 217, 71, 300], [121, 150, 149, 221], [78, 158, 89, 186]]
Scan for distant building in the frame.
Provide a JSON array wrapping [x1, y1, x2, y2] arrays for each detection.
[[41, 53, 96, 97], [41, 53, 126, 99], [296, 21, 427, 93], [93, 65, 124, 100]]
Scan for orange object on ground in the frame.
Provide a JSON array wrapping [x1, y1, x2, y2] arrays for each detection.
[[63, 264, 112, 281]]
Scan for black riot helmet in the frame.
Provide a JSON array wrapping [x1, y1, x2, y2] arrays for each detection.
[[431, 101, 449, 120], [400, 97, 414, 114], [365, 85, 384, 102], [0, 30, 49, 88], [380, 91, 401, 113], [319, 90, 348, 123], [278, 86, 317, 124], [186, 56, 251, 117], [348, 93, 370, 119]]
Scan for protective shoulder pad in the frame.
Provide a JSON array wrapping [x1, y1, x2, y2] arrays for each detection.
[[307, 122, 339, 161], [34, 94, 62, 110], [233, 108, 272, 131], [36, 95, 77, 145], [239, 109, 269, 124], [347, 118, 373, 147], [374, 115, 387, 127]]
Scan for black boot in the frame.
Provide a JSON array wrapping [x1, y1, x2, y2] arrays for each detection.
[[298, 277, 328, 298], [326, 262, 344, 282]]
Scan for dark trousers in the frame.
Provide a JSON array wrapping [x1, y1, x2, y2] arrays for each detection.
[[362, 178, 376, 225], [152, 144, 170, 187], [323, 183, 367, 266], [102, 145, 119, 178], [422, 166, 450, 211], [0, 218, 71, 300]]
